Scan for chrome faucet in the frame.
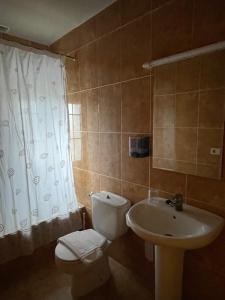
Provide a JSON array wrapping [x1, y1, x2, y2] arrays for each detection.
[[166, 194, 184, 211]]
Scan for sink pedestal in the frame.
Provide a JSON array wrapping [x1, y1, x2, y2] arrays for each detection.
[[155, 246, 184, 300]]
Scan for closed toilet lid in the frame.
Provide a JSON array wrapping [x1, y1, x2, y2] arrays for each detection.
[[55, 229, 107, 262]]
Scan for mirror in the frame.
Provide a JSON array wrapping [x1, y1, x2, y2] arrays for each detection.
[[153, 49, 225, 179]]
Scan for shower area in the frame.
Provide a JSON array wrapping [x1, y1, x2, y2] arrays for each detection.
[[0, 39, 81, 264]]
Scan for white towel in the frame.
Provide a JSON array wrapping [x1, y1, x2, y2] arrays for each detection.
[[58, 229, 106, 261]]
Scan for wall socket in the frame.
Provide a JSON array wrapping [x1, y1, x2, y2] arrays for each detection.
[[210, 148, 221, 155]]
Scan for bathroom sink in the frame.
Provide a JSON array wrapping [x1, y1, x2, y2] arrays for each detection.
[[126, 197, 224, 300], [126, 197, 224, 249]]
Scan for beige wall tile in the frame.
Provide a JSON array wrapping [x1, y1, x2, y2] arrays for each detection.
[[186, 198, 225, 219], [152, 157, 176, 171], [74, 168, 100, 208], [86, 132, 100, 172], [50, 30, 77, 54], [152, 0, 193, 59], [65, 56, 80, 93], [175, 92, 198, 127], [176, 57, 201, 92], [100, 175, 122, 195], [154, 95, 175, 127], [68, 89, 99, 131], [153, 158, 197, 175], [153, 128, 176, 159], [153, 51, 225, 180], [99, 84, 121, 132], [73, 131, 87, 169], [68, 92, 87, 131], [152, 0, 172, 10], [121, 181, 149, 204], [192, 0, 225, 48], [95, 1, 121, 37], [154, 63, 176, 95], [196, 164, 221, 180], [81, 89, 99, 131], [73, 132, 100, 172], [121, 0, 151, 24], [199, 89, 225, 128], [121, 15, 151, 80], [174, 161, 196, 175], [122, 77, 150, 133], [150, 167, 186, 195], [154, 128, 197, 163], [52, 17, 96, 53], [97, 31, 121, 85], [122, 134, 149, 186], [70, 138, 75, 161], [200, 50, 225, 89], [197, 129, 223, 165], [175, 128, 197, 162], [78, 42, 97, 90], [77, 17, 96, 48], [69, 111, 74, 137], [187, 175, 225, 208], [100, 133, 121, 178]]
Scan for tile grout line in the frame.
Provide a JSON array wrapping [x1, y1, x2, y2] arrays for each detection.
[[153, 86, 225, 97], [119, 18, 123, 196], [149, 10, 153, 190], [152, 156, 220, 167], [64, 0, 177, 57], [153, 126, 224, 129], [77, 161, 223, 209], [66, 10, 152, 56], [185, 174, 188, 203], [195, 53, 202, 177], [67, 74, 152, 96], [187, 197, 225, 213], [98, 87, 101, 192], [190, 0, 196, 50], [71, 130, 155, 134], [73, 166, 150, 189], [68, 84, 225, 99], [149, 74, 152, 189], [175, 56, 189, 197]]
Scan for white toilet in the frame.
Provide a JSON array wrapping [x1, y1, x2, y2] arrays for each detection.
[[55, 191, 130, 298]]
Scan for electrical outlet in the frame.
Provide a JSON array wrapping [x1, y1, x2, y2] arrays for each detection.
[[210, 148, 221, 155]]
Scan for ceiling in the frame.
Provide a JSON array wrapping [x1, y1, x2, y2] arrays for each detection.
[[0, 0, 115, 45]]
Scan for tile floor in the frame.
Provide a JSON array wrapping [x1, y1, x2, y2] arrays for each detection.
[[0, 257, 154, 300]]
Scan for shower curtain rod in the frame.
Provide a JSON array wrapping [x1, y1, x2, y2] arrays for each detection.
[[60, 53, 77, 62], [0, 38, 78, 62], [142, 40, 225, 69]]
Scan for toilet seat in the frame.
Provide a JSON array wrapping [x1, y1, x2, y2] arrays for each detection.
[[55, 229, 108, 264]]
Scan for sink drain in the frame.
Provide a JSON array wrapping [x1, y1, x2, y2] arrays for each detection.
[[164, 233, 173, 237]]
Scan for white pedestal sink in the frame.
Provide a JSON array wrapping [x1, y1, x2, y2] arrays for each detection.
[[126, 197, 224, 300]]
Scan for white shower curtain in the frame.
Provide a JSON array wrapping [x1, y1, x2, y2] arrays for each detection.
[[0, 41, 81, 263]]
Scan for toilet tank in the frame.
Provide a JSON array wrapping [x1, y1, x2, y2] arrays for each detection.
[[91, 191, 131, 241]]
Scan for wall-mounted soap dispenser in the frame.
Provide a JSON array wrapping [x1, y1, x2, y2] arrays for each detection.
[[129, 136, 152, 158]]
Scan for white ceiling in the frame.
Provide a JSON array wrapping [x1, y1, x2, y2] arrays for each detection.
[[0, 0, 115, 45]]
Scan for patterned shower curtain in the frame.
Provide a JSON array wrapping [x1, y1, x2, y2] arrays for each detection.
[[0, 40, 81, 263]]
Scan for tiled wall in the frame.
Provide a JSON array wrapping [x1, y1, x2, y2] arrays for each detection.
[[51, 0, 225, 215], [153, 51, 225, 179], [51, 0, 225, 299]]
